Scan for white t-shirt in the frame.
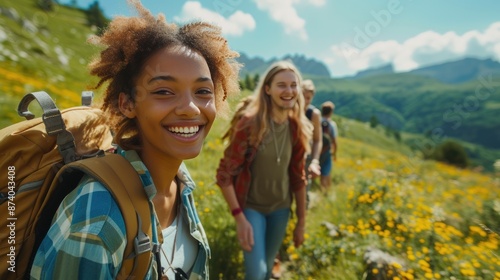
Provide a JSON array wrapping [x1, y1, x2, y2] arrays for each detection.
[[160, 214, 198, 278]]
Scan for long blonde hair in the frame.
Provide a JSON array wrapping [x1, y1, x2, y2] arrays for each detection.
[[240, 60, 312, 151]]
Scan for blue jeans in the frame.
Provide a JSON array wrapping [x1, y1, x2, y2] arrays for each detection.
[[243, 208, 290, 280], [320, 153, 333, 176]]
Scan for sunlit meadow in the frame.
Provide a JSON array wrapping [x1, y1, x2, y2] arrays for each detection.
[[186, 105, 500, 280], [0, 64, 90, 128], [2, 64, 499, 279]]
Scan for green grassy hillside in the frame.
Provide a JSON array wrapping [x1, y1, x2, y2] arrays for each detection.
[[0, 0, 100, 127], [313, 73, 500, 149], [310, 74, 500, 171]]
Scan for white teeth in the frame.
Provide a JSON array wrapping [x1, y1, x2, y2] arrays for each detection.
[[168, 126, 200, 137]]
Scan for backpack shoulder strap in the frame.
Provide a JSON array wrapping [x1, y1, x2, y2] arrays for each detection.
[[63, 154, 152, 280], [321, 119, 329, 133], [305, 106, 313, 120]]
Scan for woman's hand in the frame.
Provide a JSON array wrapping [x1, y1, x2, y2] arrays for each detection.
[[308, 161, 321, 178], [235, 214, 254, 252], [293, 222, 305, 248]]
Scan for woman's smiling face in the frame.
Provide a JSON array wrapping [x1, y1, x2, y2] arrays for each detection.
[[121, 45, 216, 161], [265, 69, 299, 111]]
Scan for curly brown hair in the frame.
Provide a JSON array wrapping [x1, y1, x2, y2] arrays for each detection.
[[88, 0, 241, 149]]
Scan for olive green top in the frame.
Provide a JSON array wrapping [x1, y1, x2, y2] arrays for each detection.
[[246, 121, 292, 214]]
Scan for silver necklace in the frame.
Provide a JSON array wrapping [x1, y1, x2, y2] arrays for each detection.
[[270, 120, 287, 165]]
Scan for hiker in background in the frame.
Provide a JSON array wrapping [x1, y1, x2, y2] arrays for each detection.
[[302, 79, 322, 192], [30, 0, 240, 279], [216, 60, 312, 280], [319, 101, 338, 190]]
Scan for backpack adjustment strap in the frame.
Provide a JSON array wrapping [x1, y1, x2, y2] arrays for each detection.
[[44, 108, 78, 163], [56, 130, 77, 164], [18, 91, 79, 164], [43, 108, 66, 136], [133, 233, 151, 255], [133, 212, 151, 256], [123, 212, 152, 276], [17, 91, 71, 136]]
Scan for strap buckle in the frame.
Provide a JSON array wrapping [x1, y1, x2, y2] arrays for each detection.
[[133, 212, 151, 255]]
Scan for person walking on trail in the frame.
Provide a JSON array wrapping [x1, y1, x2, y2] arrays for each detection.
[[30, 1, 241, 279], [270, 79, 322, 279], [302, 79, 322, 191], [216, 60, 312, 280], [319, 101, 338, 191]]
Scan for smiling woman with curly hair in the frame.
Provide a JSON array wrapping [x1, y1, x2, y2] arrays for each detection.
[[30, 1, 241, 279]]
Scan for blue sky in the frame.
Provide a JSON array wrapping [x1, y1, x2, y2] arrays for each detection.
[[61, 0, 500, 77]]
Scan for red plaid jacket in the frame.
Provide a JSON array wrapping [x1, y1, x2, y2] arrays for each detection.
[[216, 115, 307, 208]]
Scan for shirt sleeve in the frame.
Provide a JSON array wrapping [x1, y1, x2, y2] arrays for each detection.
[[50, 232, 116, 279], [216, 117, 251, 188], [329, 121, 337, 138], [31, 179, 127, 280], [289, 120, 307, 192]]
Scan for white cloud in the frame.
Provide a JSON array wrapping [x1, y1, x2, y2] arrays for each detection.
[[254, 0, 308, 40], [174, 1, 255, 36], [327, 21, 500, 77], [308, 0, 326, 7]]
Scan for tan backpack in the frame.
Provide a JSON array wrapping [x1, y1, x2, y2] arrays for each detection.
[[0, 91, 153, 279]]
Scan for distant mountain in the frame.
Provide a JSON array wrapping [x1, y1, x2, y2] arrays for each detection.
[[281, 54, 331, 77], [352, 57, 500, 84], [237, 52, 331, 78], [408, 57, 500, 84], [353, 64, 394, 78], [237, 53, 267, 75]]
